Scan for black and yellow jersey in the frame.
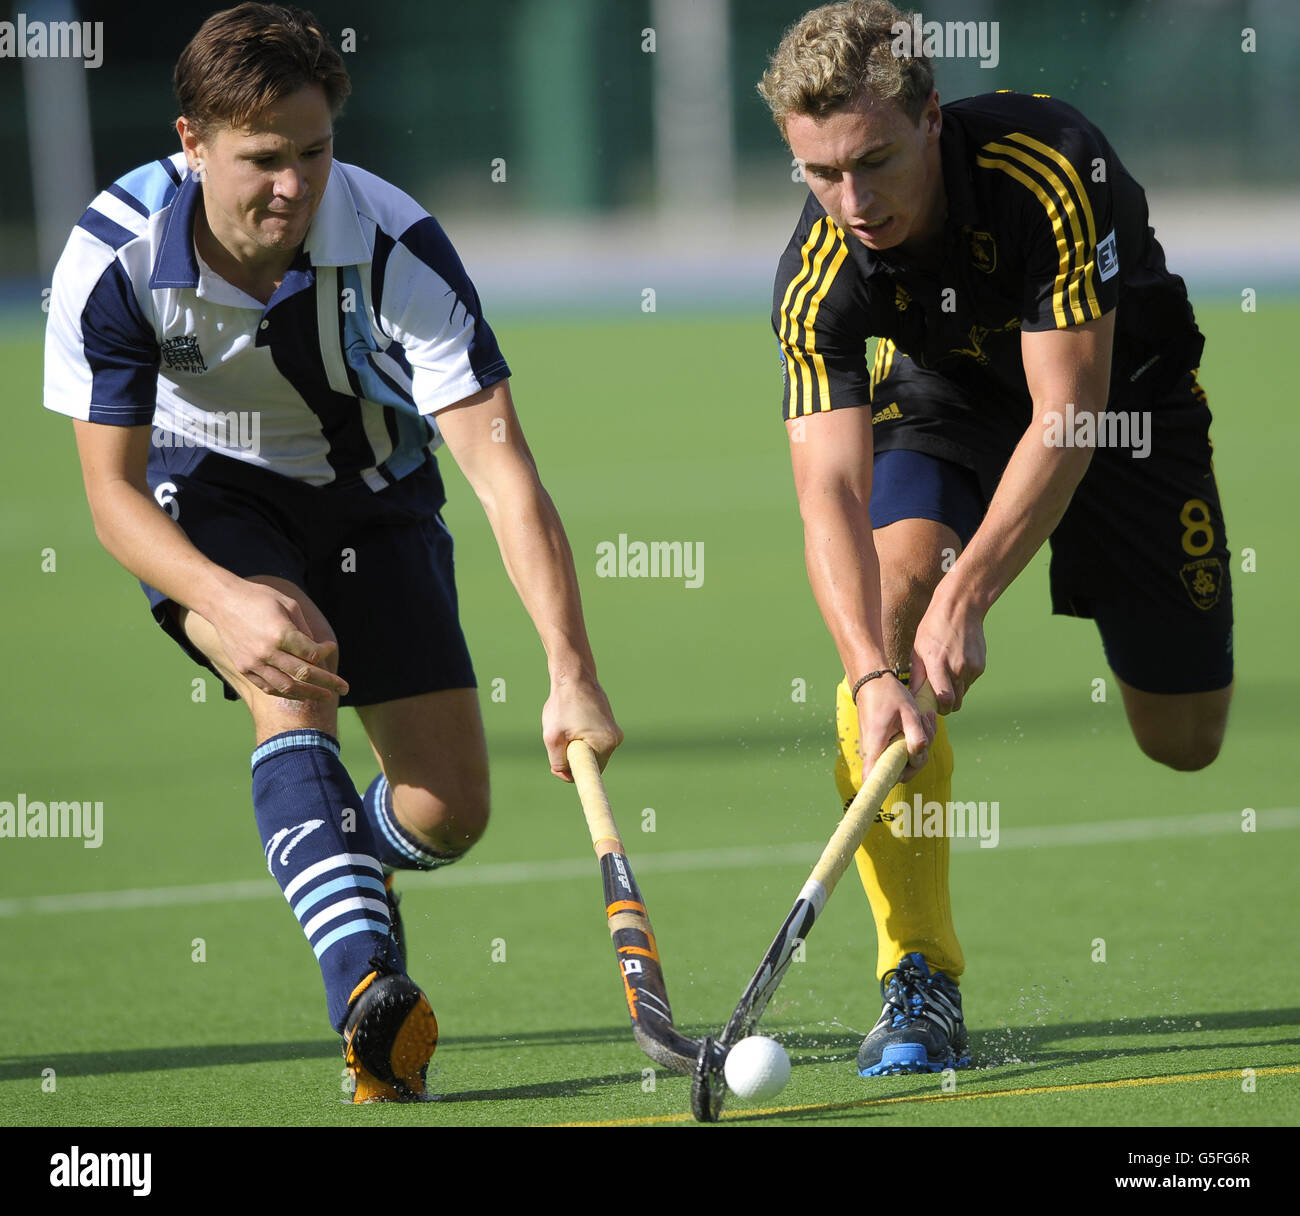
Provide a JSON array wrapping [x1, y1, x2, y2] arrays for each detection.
[[772, 91, 1204, 434]]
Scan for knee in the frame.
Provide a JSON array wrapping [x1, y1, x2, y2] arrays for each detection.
[[392, 780, 490, 855], [284, 623, 340, 701], [1135, 723, 1225, 772], [278, 635, 341, 718], [1122, 681, 1232, 774], [246, 642, 341, 736], [880, 565, 942, 615], [879, 567, 943, 656]]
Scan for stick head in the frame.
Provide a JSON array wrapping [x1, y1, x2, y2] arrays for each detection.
[[690, 1036, 728, 1122]]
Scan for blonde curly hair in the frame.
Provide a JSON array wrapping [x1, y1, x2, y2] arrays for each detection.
[[758, 1, 934, 137]]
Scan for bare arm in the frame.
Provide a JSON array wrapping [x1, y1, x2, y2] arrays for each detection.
[[435, 379, 622, 778], [72, 419, 346, 700], [788, 406, 933, 777], [913, 309, 1116, 709]]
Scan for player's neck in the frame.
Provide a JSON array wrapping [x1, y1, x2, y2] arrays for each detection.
[[193, 205, 298, 305], [893, 156, 947, 265]]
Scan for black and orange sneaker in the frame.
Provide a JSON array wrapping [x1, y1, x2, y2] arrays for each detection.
[[342, 959, 438, 1103]]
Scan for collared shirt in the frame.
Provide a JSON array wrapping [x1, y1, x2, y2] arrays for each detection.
[[44, 153, 509, 489], [772, 91, 1203, 425]]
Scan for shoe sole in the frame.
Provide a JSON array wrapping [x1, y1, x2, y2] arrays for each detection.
[[344, 974, 438, 1104], [858, 1042, 972, 1077]]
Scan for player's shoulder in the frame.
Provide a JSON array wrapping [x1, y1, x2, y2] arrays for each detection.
[[946, 91, 1112, 168], [771, 192, 875, 342], [70, 153, 185, 253], [945, 90, 1100, 136], [774, 192, 857, 286], [330, 160, 431, 238], [105, 153, 187, 217], [330, 160, 468, 281], [53, 153, 187, 293], [779, 191, 833, 252]]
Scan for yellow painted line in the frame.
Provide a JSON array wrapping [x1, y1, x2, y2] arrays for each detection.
[[549, 1064, 1300, 1127]]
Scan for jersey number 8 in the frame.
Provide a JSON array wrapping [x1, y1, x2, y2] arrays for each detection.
[[1179, 498, 1214, 556]]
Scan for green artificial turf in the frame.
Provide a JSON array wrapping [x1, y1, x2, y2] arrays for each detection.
[[1, 303, 1296, 1127]]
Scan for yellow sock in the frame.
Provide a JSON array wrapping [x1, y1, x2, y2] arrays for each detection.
[[834, 677, 964, 983]]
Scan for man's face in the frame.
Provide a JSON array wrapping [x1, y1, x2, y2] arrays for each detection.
[[786, 92, 943, 253], [179, 84, 334, 264]]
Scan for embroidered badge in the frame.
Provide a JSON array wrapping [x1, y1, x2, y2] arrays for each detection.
[[1179, 558, 1223, 610], [966, 229, 997, 274], [160, 335, 207, 374]]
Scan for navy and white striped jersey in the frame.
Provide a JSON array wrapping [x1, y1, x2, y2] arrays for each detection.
[[44, 152, 510, 489]]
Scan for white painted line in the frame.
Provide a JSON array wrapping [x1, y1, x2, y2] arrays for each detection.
[[980, 807, 1296, 851], [0, 808, 1294, 919]]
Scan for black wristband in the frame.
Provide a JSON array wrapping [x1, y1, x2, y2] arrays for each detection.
[[850, 668, 898, 701]]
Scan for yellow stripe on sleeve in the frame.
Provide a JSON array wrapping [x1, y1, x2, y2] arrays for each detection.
[[776, 223, 823, 419], [777, 219, 851, 417], [1003, 132, 1097, 245], [1003, 132, 1101, 317], [977, 149, 1079, 326], [869, 336, 884, 402], [980, 141, 1087, 321], [786, 223, 840, 415], [798, 238, 849, 414]]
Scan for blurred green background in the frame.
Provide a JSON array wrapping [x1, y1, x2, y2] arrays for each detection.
[[2, 0, 1297, 291]]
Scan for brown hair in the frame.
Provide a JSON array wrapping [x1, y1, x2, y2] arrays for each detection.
[[174, 3, 351, 135], [758, 0, 934, 136]]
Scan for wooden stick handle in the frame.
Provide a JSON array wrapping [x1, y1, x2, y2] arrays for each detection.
[[807, 682, 939, 897], [567, 739, 624, 856]]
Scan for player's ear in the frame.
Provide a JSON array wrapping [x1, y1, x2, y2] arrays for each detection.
[[922, 91, 942, 139], [177, 116, 203, 169]]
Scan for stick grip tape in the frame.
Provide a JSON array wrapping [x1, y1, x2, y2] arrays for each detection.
[[567, 739, 623, 855]]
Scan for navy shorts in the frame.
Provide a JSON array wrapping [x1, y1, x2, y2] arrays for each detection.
[[143, 443, 476, 706], [868, 370, 1233, 696]]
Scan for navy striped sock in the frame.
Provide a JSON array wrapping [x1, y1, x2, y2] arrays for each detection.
[[251, 730, 403, 1032], [362, 773, 464, 871]]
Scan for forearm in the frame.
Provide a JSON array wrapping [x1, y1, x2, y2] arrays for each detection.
[[85, 478, 243, 619], [786, 411, 930, 770], [800, 483, 891, 679], [943, 310, 1119, 616], [941, 420, 1094, 615], [475, 470, 599, 682]]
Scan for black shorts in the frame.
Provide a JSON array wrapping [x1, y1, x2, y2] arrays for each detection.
[[869, 362, 1233, 695], [142, 443, 476, 706]]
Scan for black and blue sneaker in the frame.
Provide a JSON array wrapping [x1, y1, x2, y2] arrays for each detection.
[[858, 952, 971, 1076]]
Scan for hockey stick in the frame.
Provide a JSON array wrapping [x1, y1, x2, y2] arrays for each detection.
[[567, 740, 706, 1077], [690, 682, 939, 1121]]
